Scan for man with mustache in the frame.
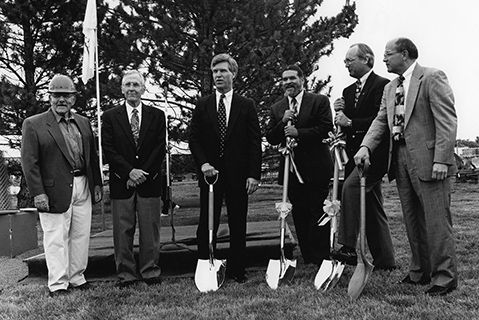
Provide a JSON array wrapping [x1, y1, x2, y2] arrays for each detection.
[[21, 74, 103, 297], [102, 70, 166, 287], [265, 65, 333, 267]]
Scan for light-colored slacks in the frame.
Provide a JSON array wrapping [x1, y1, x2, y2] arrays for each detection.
[[39, 176, 91, 292]]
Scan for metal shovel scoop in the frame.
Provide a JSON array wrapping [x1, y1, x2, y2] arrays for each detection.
[[195, 174, 226, 292], [348, 162, 373, 299], [266, 147, 297, 289], [314, 154, 345, 290]]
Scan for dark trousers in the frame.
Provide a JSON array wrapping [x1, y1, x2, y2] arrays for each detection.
[[112, 193, 162, 282], [288, 174, 331, 265], [196, 161, 248, 277], [338, 167, 396, 268]]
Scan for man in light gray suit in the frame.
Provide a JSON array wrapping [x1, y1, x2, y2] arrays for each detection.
[[354, 38, 458, 296]]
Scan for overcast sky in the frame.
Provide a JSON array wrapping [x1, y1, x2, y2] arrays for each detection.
[[314, 0, 479, 140]]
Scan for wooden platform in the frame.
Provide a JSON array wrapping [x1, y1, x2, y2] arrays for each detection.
[[25, 221, 297, 279]]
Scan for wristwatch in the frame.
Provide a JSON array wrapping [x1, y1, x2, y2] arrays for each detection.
[[347, 119, 352, 127]]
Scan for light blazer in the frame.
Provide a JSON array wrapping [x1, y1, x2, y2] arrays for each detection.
[[189, 92, 262, 186], [102, 103, 166, 199], [21, 109, 102, 213], [361, 64, 457, 181], [265, 92, 333, 184], [342, 72, 389, 178]]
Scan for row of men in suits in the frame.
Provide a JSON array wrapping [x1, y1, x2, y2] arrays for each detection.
[[21, 36, 457, 297]]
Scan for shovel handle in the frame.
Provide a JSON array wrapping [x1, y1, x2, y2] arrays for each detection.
[[204, 174, 219, 236]]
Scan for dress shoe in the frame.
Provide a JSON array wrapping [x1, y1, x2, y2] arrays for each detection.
[[330, 246, 357, 266], [228, 274, 248, 283], [116, 280, 139, 289], [399, 274, 431, 285], [71, 282, 94, 291], [49, 289, 70, 298], [373, 266, 397, 272], [144, 277, 162, 286], [425, 285, 456, 296]]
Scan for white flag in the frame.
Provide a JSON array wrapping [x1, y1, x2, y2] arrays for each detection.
[[82, 0, 97, 84]]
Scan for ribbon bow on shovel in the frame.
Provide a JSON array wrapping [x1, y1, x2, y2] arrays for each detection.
[[314, 129, 348, 291]]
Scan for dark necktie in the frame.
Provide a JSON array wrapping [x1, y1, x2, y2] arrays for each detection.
[[392, 76, 405, 141], [131, 108, 140, 146], [218, 94, 227, 157], [354, 79, 362, 107], [291, 97, 298, 124]]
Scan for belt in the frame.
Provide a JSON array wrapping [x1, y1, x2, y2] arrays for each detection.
[[73, 168, 86, 176]]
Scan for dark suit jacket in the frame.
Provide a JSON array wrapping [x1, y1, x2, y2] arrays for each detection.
[[102, 103, 166, 199], [189, 92, 262, 187], [21, 109, 102, 213], [342, 72, 389, 179], [265, 92, 333, 184], [362, 64, 457, 181]]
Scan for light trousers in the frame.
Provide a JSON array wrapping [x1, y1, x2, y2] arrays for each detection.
[[39, 176, 91, 292]]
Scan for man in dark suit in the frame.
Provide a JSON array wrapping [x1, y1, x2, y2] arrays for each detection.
[[331, 43, 396, 271], [21, 74, 102, 297], [102, 70, 166, 287], [355, 38, 458, 296], [265, 65, 333, 267], [189, 53, 262, 283]]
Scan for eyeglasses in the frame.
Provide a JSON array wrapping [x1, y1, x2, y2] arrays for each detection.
[[383, 51, 400, 59], [51, 93, 75, 99], [343, 57, 358, 65]]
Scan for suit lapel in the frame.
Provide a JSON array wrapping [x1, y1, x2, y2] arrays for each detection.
[[225, 93, 241, 141], [206, 94, 220, 136], [75, 116, 91, 166], [355, 72, 375, 115], [404, 64, 423, 128], [138, 104, 152, 148], [45, 110, 75, 168], [116, 105, 136, 147], [296, 93, 312, 127]]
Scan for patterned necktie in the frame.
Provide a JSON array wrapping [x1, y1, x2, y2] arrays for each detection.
[[131, 108, 140, 146], [354, 79, 362, 108], [218, 94, 227, 157], [291, 97, 298, 124], [392, 76, 405, 141]]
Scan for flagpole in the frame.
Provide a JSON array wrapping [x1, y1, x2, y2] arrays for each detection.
[[94, 28, 106, 231]]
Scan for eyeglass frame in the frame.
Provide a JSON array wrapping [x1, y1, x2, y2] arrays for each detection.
[[50, 93, 76, 99]]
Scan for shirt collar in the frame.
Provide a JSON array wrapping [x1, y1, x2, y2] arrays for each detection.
[[359, 69, 373, 86], [51, 107, 75, 123], [126, 101, 143, 116], [401, 61, 416, 82], [288, 90, 304, 105], [216, 89, 233, 101]]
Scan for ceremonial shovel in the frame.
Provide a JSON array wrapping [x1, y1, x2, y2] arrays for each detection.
[[266, 133, 297, 289], [314, 152, 345, 290], [194, 174, 226, 292], [348, 161, 373, 299]]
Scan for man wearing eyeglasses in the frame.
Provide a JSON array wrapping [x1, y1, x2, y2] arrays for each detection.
[[331, 43, 396, 272], [354, 38, 458, 296], [21, 74, 103, 297]]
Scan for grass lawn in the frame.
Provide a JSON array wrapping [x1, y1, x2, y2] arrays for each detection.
[[0, 179, 478, 320]]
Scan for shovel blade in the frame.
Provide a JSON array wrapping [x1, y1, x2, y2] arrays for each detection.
[[314, 259, 334, 290], [327, 262, 345, 290], [347, 262, 373, 299], [195, 258, 227, 292], [266, 258, 297, 290]]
